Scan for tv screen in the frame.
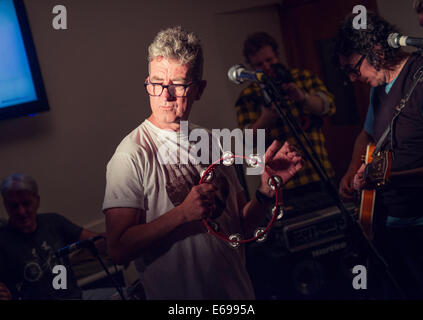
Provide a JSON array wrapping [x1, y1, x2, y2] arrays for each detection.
[[0, 0, 49, 121]]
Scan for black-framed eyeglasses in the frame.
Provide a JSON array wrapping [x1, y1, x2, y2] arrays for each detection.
[[144, 81, 197, 97], [342, 55, 366, 78]]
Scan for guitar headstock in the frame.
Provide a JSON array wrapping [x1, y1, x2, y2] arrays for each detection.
[[363, 150, 392, 189]]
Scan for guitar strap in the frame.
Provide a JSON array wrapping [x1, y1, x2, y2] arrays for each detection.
[[373, 65, 423, 156]]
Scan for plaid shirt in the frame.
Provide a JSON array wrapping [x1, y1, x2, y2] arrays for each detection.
[[235, 68, 336, 190]]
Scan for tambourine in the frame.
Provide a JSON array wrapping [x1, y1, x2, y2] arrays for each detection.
[[199, 151, 284, 248]]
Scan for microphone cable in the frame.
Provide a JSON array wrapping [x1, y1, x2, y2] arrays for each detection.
[[91, 240, 126, 300]]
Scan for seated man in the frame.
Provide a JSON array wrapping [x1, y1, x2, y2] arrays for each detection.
[[0, 173, 114, 300]]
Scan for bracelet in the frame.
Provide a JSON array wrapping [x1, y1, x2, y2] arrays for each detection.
[[255, 189, 273, 205]]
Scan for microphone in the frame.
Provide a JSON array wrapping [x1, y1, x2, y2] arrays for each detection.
[[387, 33, 423, 48], [55, 235, 103, 258], [227, 64, 264, 84]]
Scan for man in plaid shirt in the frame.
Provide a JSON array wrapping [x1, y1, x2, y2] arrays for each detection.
[[235, 32, 336, 208]]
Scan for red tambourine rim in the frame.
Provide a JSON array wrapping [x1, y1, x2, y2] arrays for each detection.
[[199, 154, 282, 245]]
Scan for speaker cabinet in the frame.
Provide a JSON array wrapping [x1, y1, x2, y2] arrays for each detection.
[[246, 205, 368, 299]]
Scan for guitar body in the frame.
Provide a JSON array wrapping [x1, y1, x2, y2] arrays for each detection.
[[359, 144, 376, 239], [358, 143, 392, 239]]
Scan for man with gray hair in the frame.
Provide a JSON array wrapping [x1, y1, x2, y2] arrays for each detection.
[[103, 26, 303, 299], [0, 173, 109, 300]]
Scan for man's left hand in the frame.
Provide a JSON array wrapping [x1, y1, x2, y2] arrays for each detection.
[[259, 140, 303, 197]]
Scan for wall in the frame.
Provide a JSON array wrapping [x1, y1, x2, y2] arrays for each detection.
[[0, 0, 284, 225], [377, 0, 423, 40]]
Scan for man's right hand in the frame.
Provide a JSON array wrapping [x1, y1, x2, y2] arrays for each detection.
[[178, 183, 217, 222], [339, 171, 356, 200], [0, 282, 12, 300]]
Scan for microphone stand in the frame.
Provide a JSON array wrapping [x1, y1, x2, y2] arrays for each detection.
[[260, 74, 406, 299]]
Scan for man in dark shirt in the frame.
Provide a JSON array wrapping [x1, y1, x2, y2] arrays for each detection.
[[0, 173, 110, 300]]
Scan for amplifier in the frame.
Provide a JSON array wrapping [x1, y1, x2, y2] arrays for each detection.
[[281, 203, 356, 254], [261, 203, 357, 259], [247, 203, 364, 299]]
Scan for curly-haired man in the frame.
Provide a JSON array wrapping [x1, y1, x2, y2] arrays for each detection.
[[335, 12, 423, 299]]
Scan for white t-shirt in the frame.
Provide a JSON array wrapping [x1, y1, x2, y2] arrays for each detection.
[[103, 119, 255, 299]]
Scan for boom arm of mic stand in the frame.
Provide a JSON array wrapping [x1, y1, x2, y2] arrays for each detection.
[[261, 75, 406, 298]]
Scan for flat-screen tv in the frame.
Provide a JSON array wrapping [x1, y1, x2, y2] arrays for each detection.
[[0, 0, 49, 121]]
